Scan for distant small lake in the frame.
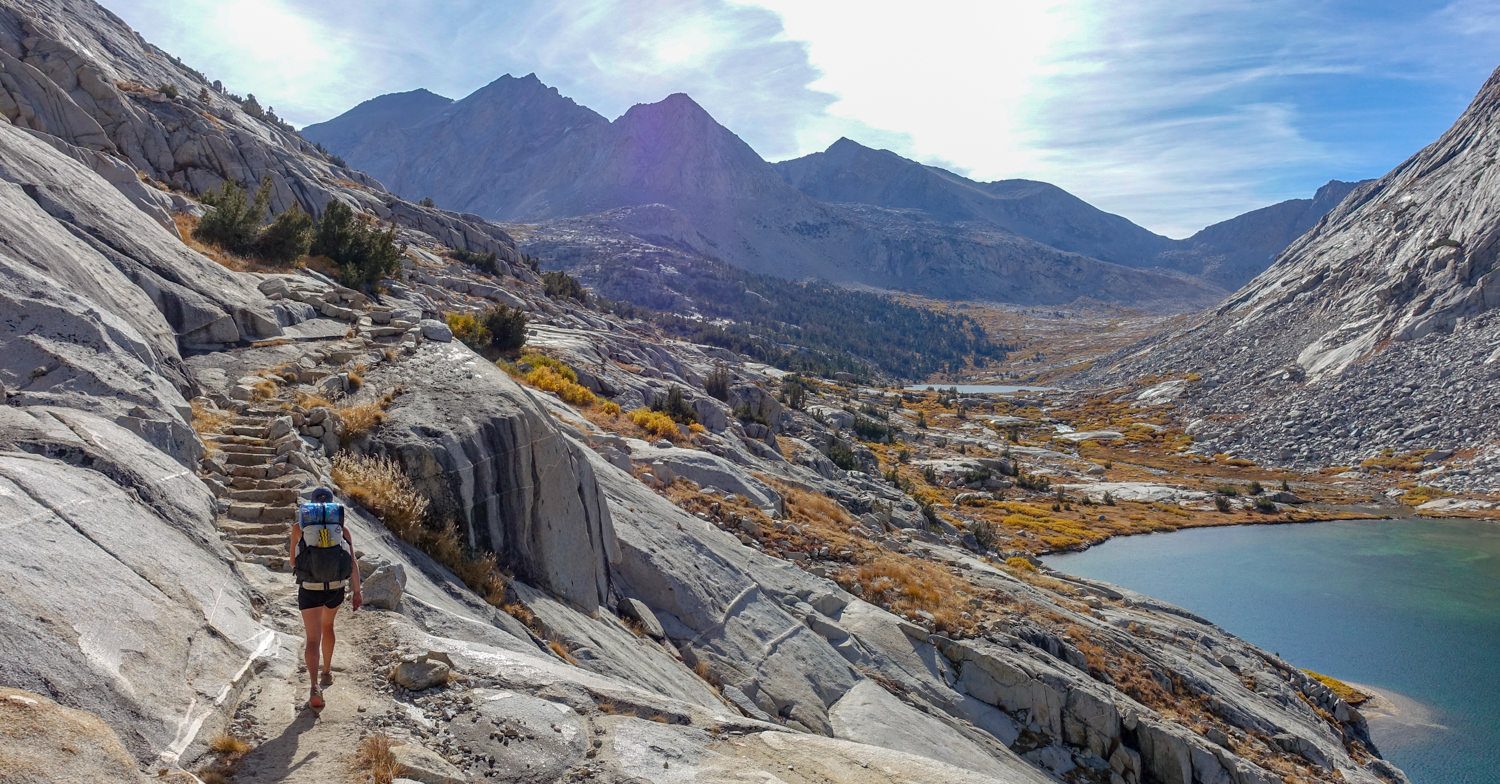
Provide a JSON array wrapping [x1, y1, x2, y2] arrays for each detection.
[[1044, 518, 1500, 784], [904, 383, 1057, 394]]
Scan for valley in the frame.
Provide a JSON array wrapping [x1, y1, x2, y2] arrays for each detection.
[[0, 1, 1496, 783]]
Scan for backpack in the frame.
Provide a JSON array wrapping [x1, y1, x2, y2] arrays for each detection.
[[294, 502, 353, 588]]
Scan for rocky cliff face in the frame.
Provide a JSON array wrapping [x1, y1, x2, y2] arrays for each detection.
[[306, 79, 1225, 310], [1086, 67, 1500, 489]]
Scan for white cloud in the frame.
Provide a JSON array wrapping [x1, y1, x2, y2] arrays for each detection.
[[733, 0, 1496, 236], [105, 0, 1496, 237]]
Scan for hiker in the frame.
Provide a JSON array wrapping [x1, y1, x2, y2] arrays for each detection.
[[289, 487, 361, 709]]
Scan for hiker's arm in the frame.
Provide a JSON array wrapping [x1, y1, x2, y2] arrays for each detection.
[[288, 522, 300, 571], [345, 526, 363, 609]]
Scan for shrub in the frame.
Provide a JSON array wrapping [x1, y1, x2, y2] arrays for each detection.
[[1213, 484, 1240, 497], [969, 519, 998, 552], [599, 400, 622, 417], [630, 407, 682, 440], [419, 196, 435, 208], [1004, 556, 1038, 573], [312, 199, 404, 289], [452, 248, 499, 275], [781, 374, 808, 410], [1248, 480, 1265, 496], [1253, 496, 1277, 513], [252, 204, 313, 265], [827, 439, 858, 471], [542, 270, 588, 301], [481, 305, 528, 351], [525, 365, 597, 406], [1213, 494, 1232, 513], [651, 386, 697, 425], [196, 178, 269, 253], [446, 311, 490, 350], [852, 415, 893, 443], [704, 365, 731, 401], [733, 403, 769, 426], [158, 83, 179, 98]]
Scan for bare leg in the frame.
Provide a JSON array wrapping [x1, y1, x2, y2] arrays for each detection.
[[319, 605, 339, 684], [299, 607, 325, 708]]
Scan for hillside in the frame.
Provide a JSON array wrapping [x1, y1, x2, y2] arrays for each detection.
[[1085, 66, 1500, 493], [0, 1, 1414, 783], [306, 80, 1226, 310], [777, 137, 1365, 289]]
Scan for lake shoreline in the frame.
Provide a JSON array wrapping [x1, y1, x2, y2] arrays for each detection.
[[1033, 505, 1401, 558], [1042, 517, 1500, 782]]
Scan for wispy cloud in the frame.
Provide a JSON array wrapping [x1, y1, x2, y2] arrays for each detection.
[[106, 0, 1495, 236]]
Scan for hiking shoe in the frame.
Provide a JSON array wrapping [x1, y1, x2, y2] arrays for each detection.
[[319, 670, 333, 687]]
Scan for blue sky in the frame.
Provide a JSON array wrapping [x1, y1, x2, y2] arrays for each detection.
[[108, 0, 1496, 237]]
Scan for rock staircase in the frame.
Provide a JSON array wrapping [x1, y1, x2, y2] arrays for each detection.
[[194, 271, 445, 573], [202, 408, 316, 570]]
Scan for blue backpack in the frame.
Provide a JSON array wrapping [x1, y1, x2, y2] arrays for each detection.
[[294, 502, 352, 588]]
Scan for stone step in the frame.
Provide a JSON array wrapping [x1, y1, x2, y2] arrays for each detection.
[[230, 541, 286, 557], [225, 487, 300, 504], [235, 551, 288, 571], [225, 475, 303, 491], [217, 443, 280, 458], [220, 451, 277, 467], [225, 464, 272, 479], [224, 425, 268, 438], [219, 520, 289, 537], [228, 533, 288, 547], [213, 434, 272, 448], [226, 502, 299, 522]]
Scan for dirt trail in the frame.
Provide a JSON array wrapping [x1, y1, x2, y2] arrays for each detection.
[[231, 603, 385, 784]]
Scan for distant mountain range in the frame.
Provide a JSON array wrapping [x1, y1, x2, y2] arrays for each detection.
[[305, 74, 1364, 309]]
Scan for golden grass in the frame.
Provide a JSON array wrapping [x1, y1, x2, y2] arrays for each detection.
[[1304, 670, 1372, 706], [501, 601, 536, 628], [445, 311, 489, 348], [294, 391, 336, 410], [196, 732, 252, 784], [337, 402, 386, 440], [1003, 556, 1038, 573], [1402, 485, 1447, 506], [208, 734, 252, 755], [525, 365, 598, 406], [547, 639, 580, 666], [190, 399, 232, 435], [334, 451, 508, 605], [629, 408, 683, 441], [173, 213, 256, 271], [332, 452, 429, 536], [353, 734, 400, 784], [1361, 448, 1428, 473], [249, 378, 279, 402]]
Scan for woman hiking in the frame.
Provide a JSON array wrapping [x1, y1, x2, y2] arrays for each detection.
[[288, 487, 362, 709]]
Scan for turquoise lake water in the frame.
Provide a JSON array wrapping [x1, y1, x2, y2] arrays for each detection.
[[1043, 518, 1500, 784]]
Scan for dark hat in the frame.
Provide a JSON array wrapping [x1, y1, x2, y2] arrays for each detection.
[[310, 487, 335, 502]]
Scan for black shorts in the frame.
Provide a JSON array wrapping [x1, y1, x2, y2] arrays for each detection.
[[297, 586, 346, 611]]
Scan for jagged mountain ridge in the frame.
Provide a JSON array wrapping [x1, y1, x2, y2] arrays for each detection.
[[308, 77, 1358, 304], [776, 137, 1367, 289], [1085, 66, 1500, 488], [305, 78, 1230, 310]]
